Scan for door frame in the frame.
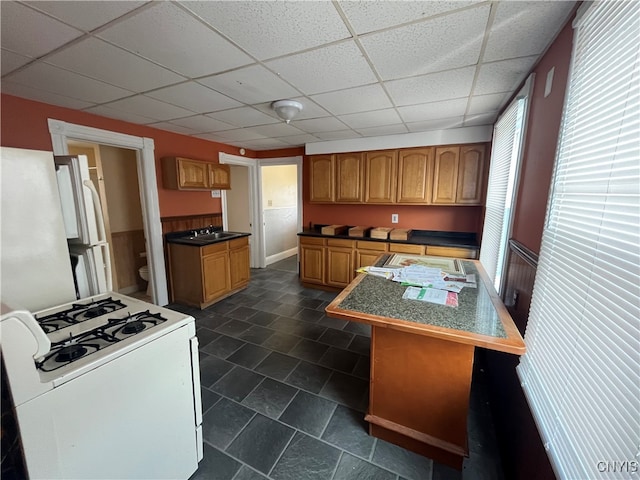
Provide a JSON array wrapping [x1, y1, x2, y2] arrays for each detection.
[[219, 153, 302, 269], [48, 118, 168, 306]]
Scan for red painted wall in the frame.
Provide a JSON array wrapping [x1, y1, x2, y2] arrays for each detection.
[[0, 94, 256, 217], [511, 21, 574, 253]]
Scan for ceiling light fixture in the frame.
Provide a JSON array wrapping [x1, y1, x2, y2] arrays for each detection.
[[271, 100, 303, 124]]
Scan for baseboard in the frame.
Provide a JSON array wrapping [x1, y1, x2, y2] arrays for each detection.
[[266, 248, 298, 266]]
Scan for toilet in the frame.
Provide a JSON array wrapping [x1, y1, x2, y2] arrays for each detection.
[[138, 252, 151, 297]]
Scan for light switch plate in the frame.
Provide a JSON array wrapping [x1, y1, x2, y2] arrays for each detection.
[[211, 189, 221, 198], [392, 214, 399, 223]]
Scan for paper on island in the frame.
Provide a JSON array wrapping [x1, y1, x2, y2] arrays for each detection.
[[402, 286, 459, 307]]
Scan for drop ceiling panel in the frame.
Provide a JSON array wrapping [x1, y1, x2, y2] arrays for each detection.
[[146, 82, 242, 114], [1, 49, 33, 76], [0, 2, 82, 58], [102, 95, 195, 121], [148, 122, 198, 136], [483, 1, 576, 62], [249, 123, 306, 138], [85, 104, 157, 124], [171, 115, 236, 132], [387, 66, 475, 106], [24, 1, 147, 32], [464, 112, 498, 126], [360, 5, 490, 80], [237, 138, 290, 150], [338, 1, 480, 35], [313, 130, 362, 141], [45, 37, 185, 92], [97, 2, 253, 78], [4, 62, 133, 103], [277, 133, 322, 145], [198, 65, 300, 105], [398, 98, 469, 123], [467, 93, 508, 115], [310, 84, 392, 116], [209, 106, 280, 128], [406, 116, 465, 132], [473, 56, 538, 96], [357, 124, 409, 137], [1, 81, 94, 110], [182, 0, 351, 60], [293, 117, 350, 133], [266, 42, 378, 95], [205, 128, 269, 142], [339, 108, 403, 129]]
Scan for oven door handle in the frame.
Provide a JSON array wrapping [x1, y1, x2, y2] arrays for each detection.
[[189, 336, 203, 428]]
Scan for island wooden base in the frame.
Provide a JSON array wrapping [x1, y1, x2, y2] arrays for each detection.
[[368, 326, 475, 470]]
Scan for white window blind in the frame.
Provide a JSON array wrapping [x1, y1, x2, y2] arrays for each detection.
[[517, 2, 640, 479], [480, 101, 519, 288], [480, 79, 529, 293]]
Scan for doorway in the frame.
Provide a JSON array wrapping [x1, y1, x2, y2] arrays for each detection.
[[68, 141, 148, 299], [219, 153, 302, 269], [48, 119, 168, 305]]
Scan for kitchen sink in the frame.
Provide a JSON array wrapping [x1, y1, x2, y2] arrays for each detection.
[[188, 232, 236, 241]]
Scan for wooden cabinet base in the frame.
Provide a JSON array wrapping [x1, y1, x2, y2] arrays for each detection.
[[368, 326, 474, 470], [183, 285, 247, 310]]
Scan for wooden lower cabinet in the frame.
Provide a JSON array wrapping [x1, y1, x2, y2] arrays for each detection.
[[300, 236, 478, 288], [300, 237, 325, 285], [169, 236, 250, 309], [326, 239, 355, 287], [355, 241, 388, 269]]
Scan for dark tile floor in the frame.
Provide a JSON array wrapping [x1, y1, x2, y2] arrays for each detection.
[[173, 258, 504, 480]]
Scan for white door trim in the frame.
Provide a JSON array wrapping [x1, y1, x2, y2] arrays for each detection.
[[48, 119, 168, 306], [218, 154, 303, 269], [219, 153, 261, 268]]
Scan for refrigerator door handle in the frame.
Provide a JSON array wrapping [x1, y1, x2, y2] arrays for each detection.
[[99, 241, 113, 292], [83, 180, 112, 291], [82, 180, 107, 244]]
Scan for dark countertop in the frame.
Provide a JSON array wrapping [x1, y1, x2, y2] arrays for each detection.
[[166, 227, 251, 247], [325, 255, 526, 355], [298, 226, 479, 249]]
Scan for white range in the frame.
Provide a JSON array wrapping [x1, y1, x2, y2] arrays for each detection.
[[0, 293, 203, 479]]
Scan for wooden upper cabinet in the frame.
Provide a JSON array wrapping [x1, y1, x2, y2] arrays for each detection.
[[309, 155, 335, 203], [335, 152, 364, 202], [209, 164, 231, 190], [365, 150, 397, 203], [178, 158, 209, 189], [432, 147, 460, 204], [396, 148, 433, 203], [456, 145, 486, 204], [162, 157, 230, 190]]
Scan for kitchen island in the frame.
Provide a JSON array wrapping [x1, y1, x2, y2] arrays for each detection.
[[325, 255, 525, 470]]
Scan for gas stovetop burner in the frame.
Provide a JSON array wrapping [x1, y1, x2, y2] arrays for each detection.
[[122, 320, 146, 334], [35, 297, 127, 333], [55, 344, 88, 363], [105, 310, 167, 340], [37, 331, 118, 372]]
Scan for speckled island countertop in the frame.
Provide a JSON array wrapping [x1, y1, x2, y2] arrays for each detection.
[[325, 256, 526, 355]]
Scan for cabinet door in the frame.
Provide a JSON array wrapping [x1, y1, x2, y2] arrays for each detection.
[[300, 244, 325, 284], [397, 148, 433, 203], [178, 158, 209, 189], [209, 164, 231, 190], [456, 145, 485, 205], [335, 153, 364, 202], [432, 147, 460, 204], [202, 253, 230, 301], [229, 246, 250, 289], [356, 250, 384, 269], [309, 155, 335, 203], [326, 247, 354, 287], [426, 245, 478, 259], [365, 150, 397, 203]]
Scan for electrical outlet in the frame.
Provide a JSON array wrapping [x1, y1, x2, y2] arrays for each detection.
[[391, 214, 399, 224]]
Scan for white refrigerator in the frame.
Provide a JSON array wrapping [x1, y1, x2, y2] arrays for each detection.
[[55, 154, 112, 298], [1, 147, 110, 311]]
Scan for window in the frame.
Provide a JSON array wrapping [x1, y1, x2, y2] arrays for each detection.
[[517, 2, 640, 478], [480, 77, 532, 293]]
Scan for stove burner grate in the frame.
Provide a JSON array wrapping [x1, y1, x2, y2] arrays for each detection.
[[106, 310, 167, 339], [55, 344, 88, 363], [36, 330, 119, 373], [36, 297, 127, 333]]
